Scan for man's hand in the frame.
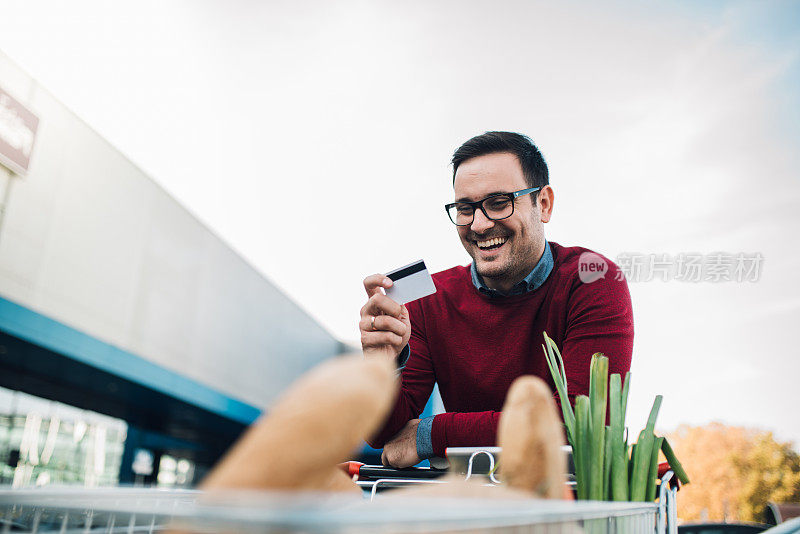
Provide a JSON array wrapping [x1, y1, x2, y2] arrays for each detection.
[[381, 418, 421, 468], [360, 274, 411, 361]]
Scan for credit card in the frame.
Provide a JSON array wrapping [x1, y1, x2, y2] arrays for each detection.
[[385, 259, 437, 305]]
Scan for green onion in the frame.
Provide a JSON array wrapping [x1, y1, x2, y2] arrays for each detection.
[[574, 395, 591, 500], [630, 395, 663, 501], [540, 331, 687, 502], [646, 436, 665, 502], [630, 430, 649, 501], [603, 425, 613, 500], [621, 371, 631, 425], [588, 354, 608, 500], [661, 438, 690, 485], [609, 373, 629, 501], [645, 395, 663, 433], [542, 334, 575, 444]]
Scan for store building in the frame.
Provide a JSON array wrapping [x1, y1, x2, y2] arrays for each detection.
[[0, 50, 345, 486]]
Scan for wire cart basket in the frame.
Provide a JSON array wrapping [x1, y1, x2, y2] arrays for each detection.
[[1, 449, 680, 534]]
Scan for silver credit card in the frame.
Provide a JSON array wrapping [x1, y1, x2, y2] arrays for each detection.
[[384, 259, 437, 305]]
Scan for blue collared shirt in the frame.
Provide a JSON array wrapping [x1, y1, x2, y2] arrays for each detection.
[[415, 241, 555, 460]]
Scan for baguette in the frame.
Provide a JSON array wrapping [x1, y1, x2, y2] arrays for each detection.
[[201, 354, 397, 492], [497, 375, 567, 499]]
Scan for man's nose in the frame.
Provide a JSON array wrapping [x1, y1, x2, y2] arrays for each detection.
[[470, 208, 495, 234]]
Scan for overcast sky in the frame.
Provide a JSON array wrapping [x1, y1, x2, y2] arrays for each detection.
[[2, 0, 799, 445]]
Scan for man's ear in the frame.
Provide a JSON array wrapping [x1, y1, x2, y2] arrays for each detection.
[[538, 185, 554, 223]]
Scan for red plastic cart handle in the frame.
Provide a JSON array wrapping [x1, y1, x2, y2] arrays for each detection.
[[657, 462, 682, 490]]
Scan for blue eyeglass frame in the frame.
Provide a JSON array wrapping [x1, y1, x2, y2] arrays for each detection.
[[444, 186, 542, 226]]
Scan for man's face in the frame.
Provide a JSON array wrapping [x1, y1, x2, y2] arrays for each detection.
[[453, 152, 545, 291]]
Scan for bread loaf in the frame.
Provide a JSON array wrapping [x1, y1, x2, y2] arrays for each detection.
[[497, 375, 567, 499], [201, 354, 397, 492]]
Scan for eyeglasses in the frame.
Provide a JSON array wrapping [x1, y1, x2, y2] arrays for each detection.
[[444, 187, 541, 226]]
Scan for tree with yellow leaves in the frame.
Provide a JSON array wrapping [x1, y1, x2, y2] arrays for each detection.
[[667, 423, 800, 523]]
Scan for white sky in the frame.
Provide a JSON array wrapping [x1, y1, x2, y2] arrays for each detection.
[[2, 1, 799, 445]]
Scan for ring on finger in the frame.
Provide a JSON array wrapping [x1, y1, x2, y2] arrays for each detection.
[[371, 316, 376, 331]]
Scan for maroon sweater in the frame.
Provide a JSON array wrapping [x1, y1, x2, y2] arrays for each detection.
[[369, 242, 634, 457]]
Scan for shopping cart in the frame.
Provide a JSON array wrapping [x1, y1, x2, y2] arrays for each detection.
[[0, 447, 680, 533], [346, 446, 678, 532]]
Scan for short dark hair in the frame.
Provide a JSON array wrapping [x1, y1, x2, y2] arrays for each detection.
[[451, 131, 549, 190]]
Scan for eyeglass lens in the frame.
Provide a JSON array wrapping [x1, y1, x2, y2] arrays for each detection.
[[447, 196, 514, 226]]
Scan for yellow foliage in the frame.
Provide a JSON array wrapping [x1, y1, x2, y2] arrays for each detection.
[[666, 423, 800, 523]]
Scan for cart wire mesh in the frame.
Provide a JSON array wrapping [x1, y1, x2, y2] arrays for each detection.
[[1, 485, 670, 534]]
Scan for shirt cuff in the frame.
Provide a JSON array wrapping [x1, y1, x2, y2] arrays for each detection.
[[416, 415, 435, 460], [396, 344, 410, 371], [429, 411, 452, 457]]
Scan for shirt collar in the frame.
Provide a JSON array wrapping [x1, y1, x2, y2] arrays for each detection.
[[470, 241, 553, 297]]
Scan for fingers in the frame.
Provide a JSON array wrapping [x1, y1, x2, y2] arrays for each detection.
[[359, 314, 407, 338], [361, 293, 404, 320], [363, 273, 393, 298], [381, 446, 400, 468], [359, 300, 410, 356], [380, 446, 418, 469], [361, 330, 404, 351], [360, 275, 410, 360]]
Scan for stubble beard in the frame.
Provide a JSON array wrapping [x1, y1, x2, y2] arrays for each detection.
[[465, 209, 544, 288], [474, 233, 543, 287], [475, 247, 520, 282]]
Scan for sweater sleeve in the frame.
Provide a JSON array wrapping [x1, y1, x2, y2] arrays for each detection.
[[366, 302, 436, 448], [561, 260, 634, 404], [429, 411, 501, 457]]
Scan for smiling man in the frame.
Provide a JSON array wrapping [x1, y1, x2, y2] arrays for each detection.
[[360, 131, 634, 468]]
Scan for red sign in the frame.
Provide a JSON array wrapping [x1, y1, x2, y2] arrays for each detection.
[[0, 86, 39, 175]]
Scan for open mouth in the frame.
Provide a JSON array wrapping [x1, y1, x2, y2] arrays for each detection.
[[475, 236, 507, 252]]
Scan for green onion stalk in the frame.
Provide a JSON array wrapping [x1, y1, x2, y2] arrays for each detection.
[[541, 331, 687, 502]]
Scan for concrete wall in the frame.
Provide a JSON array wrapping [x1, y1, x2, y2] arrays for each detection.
[[0, 50, 341, 410]]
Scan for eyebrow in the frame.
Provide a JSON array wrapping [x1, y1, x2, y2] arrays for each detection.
[[455, 191, 510, 203]]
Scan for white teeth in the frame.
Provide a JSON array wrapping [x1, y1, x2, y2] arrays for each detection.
[[477, 237, 507, 249]]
